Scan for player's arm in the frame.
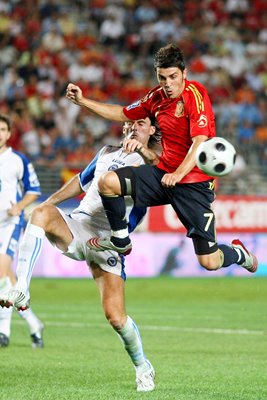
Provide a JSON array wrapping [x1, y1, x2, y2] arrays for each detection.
[[66, 83, 128, 122], [43, 149, 101, 205], [136, 145, 160, 165], [44, 175, 83, 206], [161, 135, 208, 187], [7, 193, 39, 217], [174, 134, 208, 176], [123, 139, 160, 165]]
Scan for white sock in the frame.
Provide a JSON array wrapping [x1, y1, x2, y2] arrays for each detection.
[[16, 223, 45, 293], [116, 316, 147, 368], [18, 308, 43, 335], [0, 307, 13, 337], [0, 277, 13, 336], [0, 276, 12, 296]]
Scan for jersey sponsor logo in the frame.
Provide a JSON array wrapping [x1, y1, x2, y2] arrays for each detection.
[[175, 101, 185, 117], [112, 158, 126, 166], [197, 114, 208, 128], [107, 256, 118, 267], [108, 164, 119, 171], [126, 100, 141, 110]]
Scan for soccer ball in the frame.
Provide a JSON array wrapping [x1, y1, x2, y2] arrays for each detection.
[[195, 137, 236, 177]]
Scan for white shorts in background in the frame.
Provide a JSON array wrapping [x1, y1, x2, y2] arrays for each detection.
[[50, 209, 126, 279], [0, 223, 23, 259]]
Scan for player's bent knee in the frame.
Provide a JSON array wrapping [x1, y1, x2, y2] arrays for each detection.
[[98, 172, 121, 195], [30, 204, 57, 227], [193, 238, 220, 270], [197, 254, 220, 271]]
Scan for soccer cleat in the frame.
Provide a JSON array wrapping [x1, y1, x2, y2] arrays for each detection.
[[31, 322, 44, 349], [5, 289, 30, 311], [87, 237, 132, 256], [231, 239, 258, 273], [0, 332, 9, 348], [136, 360, 155, 392]]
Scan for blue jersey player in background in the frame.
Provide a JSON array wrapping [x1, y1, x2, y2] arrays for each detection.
[[0, 114, 44, 348], [1, 117, 161, 392]]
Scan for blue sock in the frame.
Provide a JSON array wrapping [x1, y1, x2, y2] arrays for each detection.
[[218, 244, 245, 267], [100, 194, 127, 230]]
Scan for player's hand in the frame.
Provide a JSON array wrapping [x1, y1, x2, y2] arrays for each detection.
[[66, 83, 83, 105], [7, 202, 22, 216], [123, 138, 144, 154], [161, 172, 183, 188]]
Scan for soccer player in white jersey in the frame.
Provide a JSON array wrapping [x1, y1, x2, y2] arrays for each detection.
[[1, 117, 161, 392], [0, 114, 44, 348]]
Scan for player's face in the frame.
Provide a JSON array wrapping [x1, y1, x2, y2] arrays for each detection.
[[0, 121, 11, 151], [130, 118, 155, 145], [156, 67, 186, 99]]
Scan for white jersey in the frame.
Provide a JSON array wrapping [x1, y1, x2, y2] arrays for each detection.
[[72, 145, 146, 232], [0, 147, 41, 227]]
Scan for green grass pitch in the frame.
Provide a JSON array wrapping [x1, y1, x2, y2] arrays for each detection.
[[1, 277, 267, 400]]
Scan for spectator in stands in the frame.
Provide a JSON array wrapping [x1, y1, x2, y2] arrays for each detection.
[[0, 0, 266, 195]]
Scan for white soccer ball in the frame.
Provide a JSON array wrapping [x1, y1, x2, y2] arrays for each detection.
[[195, 137, 236, 177]]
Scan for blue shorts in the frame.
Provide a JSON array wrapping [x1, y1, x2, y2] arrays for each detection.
[[0, 223, 23, 259]]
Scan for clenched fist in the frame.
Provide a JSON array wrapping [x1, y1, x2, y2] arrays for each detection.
[[66, 83, 83, 105]]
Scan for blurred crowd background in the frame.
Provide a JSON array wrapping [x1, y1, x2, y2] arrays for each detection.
[[0, 0, 267, 194]]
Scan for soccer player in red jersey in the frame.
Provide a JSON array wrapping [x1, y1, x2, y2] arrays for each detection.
[[66, 43, 258, 274]]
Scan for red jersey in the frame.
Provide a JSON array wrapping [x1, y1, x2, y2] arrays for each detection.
[[123, 79, 216, 183]]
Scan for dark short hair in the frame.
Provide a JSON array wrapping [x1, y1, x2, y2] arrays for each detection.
[[154, 43, 185, 71], [0, 114, 11, 131]]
